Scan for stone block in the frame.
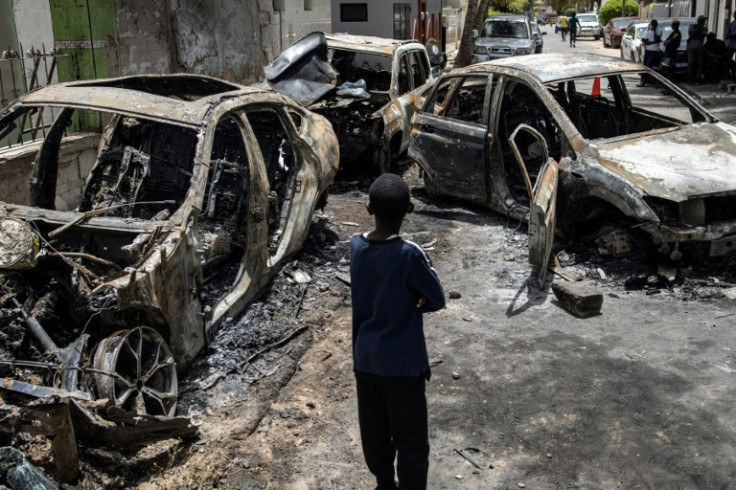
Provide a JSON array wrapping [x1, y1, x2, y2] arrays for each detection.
[[551, 280, 603, 318]]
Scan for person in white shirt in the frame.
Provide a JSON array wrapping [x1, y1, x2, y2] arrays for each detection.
[[637, 19, 663, 87]]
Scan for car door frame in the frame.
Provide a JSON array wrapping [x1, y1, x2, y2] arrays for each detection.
[[409, 73, 495, 203], [508, 123, 558, 285]]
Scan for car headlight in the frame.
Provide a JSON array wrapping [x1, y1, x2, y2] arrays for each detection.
[[515, 48, 532, 55], [473, 46, 486, 55], [0, 217, 40, 269]]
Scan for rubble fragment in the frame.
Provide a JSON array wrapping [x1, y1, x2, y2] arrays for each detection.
[[551, 281, 603, 318]]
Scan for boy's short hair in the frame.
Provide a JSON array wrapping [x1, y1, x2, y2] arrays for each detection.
[[369, 174, 410, 221]]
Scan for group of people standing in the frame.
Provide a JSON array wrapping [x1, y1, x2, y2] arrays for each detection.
[[558, 13, 581, 47], [638, 13, 736, 88]]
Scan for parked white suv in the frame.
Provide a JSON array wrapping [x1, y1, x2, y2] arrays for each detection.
[[576, 12, 602, 40], [472, 15, 535, 62]]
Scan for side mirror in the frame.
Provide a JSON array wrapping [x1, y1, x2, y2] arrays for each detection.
[[472, 29, 479, 39]]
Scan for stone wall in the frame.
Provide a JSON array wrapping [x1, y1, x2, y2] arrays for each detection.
[[0, 134, 97, 210], [115, 0, 281, 84]]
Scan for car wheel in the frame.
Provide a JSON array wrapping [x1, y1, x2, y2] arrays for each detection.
[[92, 326, 178, 416], [372, 138, 393, 175], [595, 35, 600, 41], [423, 170, 442, 198]]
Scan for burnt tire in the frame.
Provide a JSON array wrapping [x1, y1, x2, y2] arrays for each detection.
[[92, 326, 178, 416]]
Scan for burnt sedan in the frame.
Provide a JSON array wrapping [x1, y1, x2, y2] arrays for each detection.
[[409, 54, 736, 265], [0, 75, 338, 416], [266, 32, 436, 174]]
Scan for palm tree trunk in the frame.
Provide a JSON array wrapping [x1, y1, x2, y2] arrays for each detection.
[[454, 0, 491, 68]]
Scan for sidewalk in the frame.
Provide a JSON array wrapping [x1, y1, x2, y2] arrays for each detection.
[[679, 81, 736, 125]]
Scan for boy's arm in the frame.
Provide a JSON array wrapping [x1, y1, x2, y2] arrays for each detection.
[[408, 249, 446, 313]]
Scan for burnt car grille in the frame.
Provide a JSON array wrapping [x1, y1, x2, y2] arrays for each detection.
[[645, 195, 736, 226], [704, 196, 736, 223]]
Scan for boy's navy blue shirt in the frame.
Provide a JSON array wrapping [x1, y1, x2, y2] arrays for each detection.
[[350, 233, 445, 382]]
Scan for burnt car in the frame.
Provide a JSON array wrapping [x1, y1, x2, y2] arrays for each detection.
[[0, 75, 338, 416], [603, 16, 639, 48], [409, 53, 736, 265], [266, 32, 436, 174]]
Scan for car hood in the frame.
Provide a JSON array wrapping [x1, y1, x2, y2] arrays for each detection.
[[476, 37, 533, 48], [265, 31, 338, 106], [592, 123, 736, 200]]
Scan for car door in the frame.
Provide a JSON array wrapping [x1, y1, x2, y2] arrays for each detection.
[[621, 24, 635, 59], [508, 123, 558, 285], [409, 74, 492, 202], [394, 48, 434, 154]]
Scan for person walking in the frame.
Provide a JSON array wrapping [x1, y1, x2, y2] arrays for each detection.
[[637, 19, 663, 87], [560, 15, 568, 41], [568, 12, 581, 47], [687, 15, 708, 84], [661, 19, 682, 93], [726, 11, 736, 82]]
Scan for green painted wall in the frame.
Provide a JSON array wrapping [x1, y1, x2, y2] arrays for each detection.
[[49, 0, 118, 130]]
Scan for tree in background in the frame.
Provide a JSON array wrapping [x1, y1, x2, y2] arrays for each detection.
[[599, 0, 639, 26], [454, 0, 491, 67]]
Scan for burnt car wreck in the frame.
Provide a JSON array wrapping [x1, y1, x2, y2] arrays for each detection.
[[410, 53, 736, 264], [266, 32, 437, 174], [0, 74, 338, 469]]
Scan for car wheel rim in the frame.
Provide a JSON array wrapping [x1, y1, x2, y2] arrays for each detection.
[[93, 326, 178, 416]]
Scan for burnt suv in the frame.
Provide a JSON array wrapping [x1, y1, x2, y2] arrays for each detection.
[[0, 75, 338, 416], [267, 32, 436, 174]]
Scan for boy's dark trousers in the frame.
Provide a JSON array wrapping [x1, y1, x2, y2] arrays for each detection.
[[357, 379, 429, 490]]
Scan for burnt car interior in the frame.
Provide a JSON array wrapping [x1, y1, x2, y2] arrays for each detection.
[[330, 50, 392, 92], [545, 74, 709, 139], [498, 80, 566, 205], [244, 107, 299, 251], [81, 115, 197, 220]]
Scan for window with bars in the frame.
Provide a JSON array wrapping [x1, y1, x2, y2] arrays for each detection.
[[393, 4, 411, 39], [340, 3, 368, 22]]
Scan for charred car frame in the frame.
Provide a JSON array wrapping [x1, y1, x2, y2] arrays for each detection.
[[410, 54, 736, 262], [267, 32, 437, 174], [0, 74, 338, 418]]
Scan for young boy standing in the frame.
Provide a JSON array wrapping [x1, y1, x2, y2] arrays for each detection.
[[350, 174, 445, 490]]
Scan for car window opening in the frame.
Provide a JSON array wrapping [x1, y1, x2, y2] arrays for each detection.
[[245, 108, 299, 252], [330, 49, 392, 93], [498, 81, 567, 206], [199, 115, 251, 304]]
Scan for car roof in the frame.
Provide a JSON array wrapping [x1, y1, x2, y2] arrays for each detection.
[[17, 74, 267, 127], [325, 33, 421, 55], [657, 17, 697, 24], [456, 53, 643, 83]]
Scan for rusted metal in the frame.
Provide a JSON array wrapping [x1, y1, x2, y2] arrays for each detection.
[[267, 32, 436, 173], [409, 53, 736, 260], [0, 73, 338, 437]]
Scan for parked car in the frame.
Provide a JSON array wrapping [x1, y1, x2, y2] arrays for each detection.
[[472, 15, 535, 62], [603, 16, 639, 48], [620, 20, 649, 63], [409, 53, 736, 269], [266, 32, 436, 174], [576, 13, 602, 40], [0, 74, 338, 416], [531, 22, 545, 53]]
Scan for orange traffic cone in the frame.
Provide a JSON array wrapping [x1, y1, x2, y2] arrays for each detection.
[[591, 77, 601, 97]]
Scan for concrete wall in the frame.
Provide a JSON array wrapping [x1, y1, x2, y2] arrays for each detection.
[[276, 0, 332, 49], [115, 0, 281, 84], [331, 0, 443, 39], [0, 134, 97, 209]]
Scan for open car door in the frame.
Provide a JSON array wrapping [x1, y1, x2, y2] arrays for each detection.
[[508, 123, 559, 285]]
